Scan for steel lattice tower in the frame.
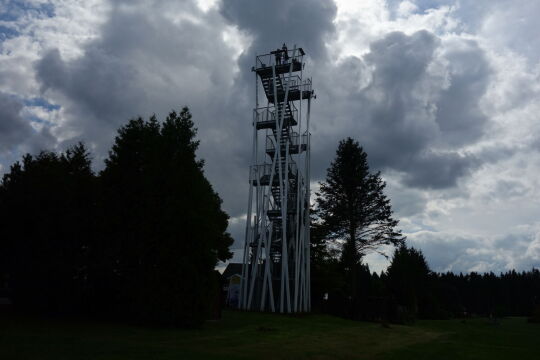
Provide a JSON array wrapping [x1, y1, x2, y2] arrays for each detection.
[[240, 45, 314, 312]]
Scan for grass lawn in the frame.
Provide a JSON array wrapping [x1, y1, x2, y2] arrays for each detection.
[[1, 310, 539, 359]]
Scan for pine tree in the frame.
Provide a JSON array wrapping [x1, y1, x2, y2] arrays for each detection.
[[315, 138, 404, 312], [316, 137, 404, 267]]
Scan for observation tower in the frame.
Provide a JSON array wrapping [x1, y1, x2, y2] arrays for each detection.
[[240, 45, 314, 312]]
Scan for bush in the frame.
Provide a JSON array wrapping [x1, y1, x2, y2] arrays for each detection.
[[528, 304, 540, 323]]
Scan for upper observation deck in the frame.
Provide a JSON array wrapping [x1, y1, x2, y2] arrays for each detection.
[[253, 47, 315, 103], [253, 48, 305, 76]]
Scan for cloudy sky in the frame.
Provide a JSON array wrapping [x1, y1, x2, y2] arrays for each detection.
[[2, 0, 540, 273]]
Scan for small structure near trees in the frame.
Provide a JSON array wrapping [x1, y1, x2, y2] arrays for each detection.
[[222, 263, 243, 308]]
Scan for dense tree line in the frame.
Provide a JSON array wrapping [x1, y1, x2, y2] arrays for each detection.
[[0, 107, 233, 327], [311, 137, 540, 323], [313, 243, 540, 322]]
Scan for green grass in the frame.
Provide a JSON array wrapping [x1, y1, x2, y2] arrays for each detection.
[[1, 311, 539, 359]]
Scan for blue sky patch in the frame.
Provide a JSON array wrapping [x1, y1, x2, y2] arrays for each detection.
[[0, 24, 19, 40], [1, 1, 55, 44], [0, 1, 55, 22], [24, 97, 61, 111]]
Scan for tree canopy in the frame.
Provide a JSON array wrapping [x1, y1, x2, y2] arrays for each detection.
[[312, 138, 404, 319], [100, 107, 233, 326], [386, 245, 431, 321], [315, 137, 404, 266], [0, 107, 233, 327], [0, 144, 96, 313]]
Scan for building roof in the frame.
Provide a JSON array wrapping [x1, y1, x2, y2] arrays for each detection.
[[222, 263, 243, 279]]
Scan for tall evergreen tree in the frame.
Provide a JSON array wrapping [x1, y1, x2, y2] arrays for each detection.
[[316, 138, 403, 264], [100, 107, 233, 326], [316, 139, 403, 261], [315, 138, 403, 318]]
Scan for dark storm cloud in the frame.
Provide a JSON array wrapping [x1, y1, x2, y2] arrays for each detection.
[[361, 30, 441, 162], [401, 151, 479, 189], [311, 30, 491, 190], [37, 47, 145, 128], [385, 183, 428, 218], [220, 0, 337, 61], [0, 92, 55, 158], [0, 92, 32, 151], [434, 39, 491, 147]]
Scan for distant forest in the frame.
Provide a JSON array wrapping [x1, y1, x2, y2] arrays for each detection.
[[0, 108, 539, 327], [311, 245, 540, 323]]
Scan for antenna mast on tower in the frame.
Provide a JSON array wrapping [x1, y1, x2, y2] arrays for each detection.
[[240, 45, 314, 312]]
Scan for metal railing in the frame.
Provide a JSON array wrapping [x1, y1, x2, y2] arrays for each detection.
[[288, 78, 312, 93], [250, 162, 298, 182], [255, 50, 304, 69], [253, 103, 298, 125], [268, 192, 298, 213], [265, 132, 308, 152], [267, 76, 312, 93]]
